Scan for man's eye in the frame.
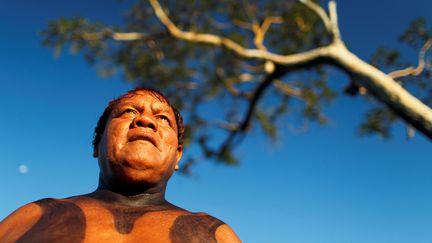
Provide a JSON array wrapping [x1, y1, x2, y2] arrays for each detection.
[[119, 108, 137, 116], [124, 109, 136, 113], [157, 115, 170, 124]]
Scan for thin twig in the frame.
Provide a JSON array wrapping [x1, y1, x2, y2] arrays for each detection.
[[253, 16, 283, 51], [299, 0, 342, 43], [388, 38, 432, 79], [216, 67, 254, 98], [233, 19, 253, 30], [216, 66, 290, 157], [224, 77, 254, 99], [81, 31, 147, 41], [406, 123, 416, 140], [214, 121, 240, 132], [298, 0, 332, 32], [328, 1, 341, 41], [148, 0, 334, 65], [273, 79, 304, 99], [295, 16, 312, 32], [81, 0, 336, 66]]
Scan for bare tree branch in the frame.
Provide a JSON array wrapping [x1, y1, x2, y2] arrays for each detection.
[[388, 38, 432, 79], [298, 0, 332, 32], [148, 0, 335, 65], [223, 77, 254, 99], [81, 30, 148, 41], [66, 0, 432, 144], [147, 0, 432, 139], [406, 124, 416, 140], [329, 44, 432, 138], [295, 16, 312, 32], [328, 1, 342, 41], [79, 0, 432, 140], [80, 1, 341, 67], [214, 67, 254, 98], [273, 79, 304, 99], [216, 66, 290, 157], [241, 62, 265, 73], [300, 0, 341, 42], [148, 0, 432, 139], [253, 16, 283, 51], [233, 19, 253, 31], [213, 121, 240, 132]]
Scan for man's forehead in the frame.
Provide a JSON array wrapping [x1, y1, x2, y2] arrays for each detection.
[[112, 91, 177, 119], [117, 90, 169, 106]]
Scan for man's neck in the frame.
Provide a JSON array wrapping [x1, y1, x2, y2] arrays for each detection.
[[94, 177, 168, 207]]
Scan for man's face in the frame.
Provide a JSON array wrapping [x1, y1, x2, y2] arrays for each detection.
[[96, 91, 182, 186]]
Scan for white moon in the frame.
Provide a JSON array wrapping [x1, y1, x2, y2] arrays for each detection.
[[18, 165, 29, 174]]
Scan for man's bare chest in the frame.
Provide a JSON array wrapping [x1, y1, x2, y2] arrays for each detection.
[[15, 199, 223, 243]]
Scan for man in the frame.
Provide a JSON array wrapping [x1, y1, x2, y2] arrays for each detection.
[[0, 88, 241, 243]]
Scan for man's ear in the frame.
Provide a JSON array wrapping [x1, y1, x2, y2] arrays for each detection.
[[175, 145, 183, 171]]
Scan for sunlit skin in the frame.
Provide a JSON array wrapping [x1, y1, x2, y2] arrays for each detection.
[[0, 90, 241, 243], [96, 91, 183, 194]]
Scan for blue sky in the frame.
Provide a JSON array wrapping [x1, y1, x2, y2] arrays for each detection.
[[1, 1, 431, 242]]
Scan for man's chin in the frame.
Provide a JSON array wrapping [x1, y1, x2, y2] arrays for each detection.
[[123, 142, 160, 157], [118, 164, 161, 186]]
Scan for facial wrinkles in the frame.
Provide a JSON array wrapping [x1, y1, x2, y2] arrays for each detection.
[[136, 98, 177, 151], [99, 92, 180, 184], [115, 96, 176, 131], [151, 102, 177, 131]]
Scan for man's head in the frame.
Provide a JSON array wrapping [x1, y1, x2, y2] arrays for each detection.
[[93, 88, 184, 188]]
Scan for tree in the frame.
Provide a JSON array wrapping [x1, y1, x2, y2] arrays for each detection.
[[41, 0, 432, 174]]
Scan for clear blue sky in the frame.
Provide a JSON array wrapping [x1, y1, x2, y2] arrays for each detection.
[[1, 1, 431, 243]]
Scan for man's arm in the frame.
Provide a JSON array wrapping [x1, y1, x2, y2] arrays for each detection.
[[215, 224, 242, 243], [0, 203, 42, 243]]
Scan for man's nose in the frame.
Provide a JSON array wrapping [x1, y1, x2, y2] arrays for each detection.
[[131, 114, 158, 131]]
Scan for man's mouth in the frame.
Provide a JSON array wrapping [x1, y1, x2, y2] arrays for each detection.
[[128, 133, 158, 149]]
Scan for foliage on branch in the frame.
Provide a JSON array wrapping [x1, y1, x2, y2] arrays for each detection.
[[364, 18, 432, 138], [41, 0, 432, 174]]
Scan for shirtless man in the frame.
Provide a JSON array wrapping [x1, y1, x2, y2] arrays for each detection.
[[0, 88, 241, 243]]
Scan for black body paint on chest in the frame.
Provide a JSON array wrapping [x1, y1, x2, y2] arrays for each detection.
[[170, 214, 225, 243], [88, 191, 174, 234], [16, 199, 86, 243], [107, 205, 171, 234], [14, 193, 226, 242]]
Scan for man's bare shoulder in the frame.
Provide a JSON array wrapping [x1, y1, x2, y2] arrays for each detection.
[[0, 199, 48, 242], [214, 223, 242, 243], [0, 197, 90, 243], [169, 211, 241, 243]]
